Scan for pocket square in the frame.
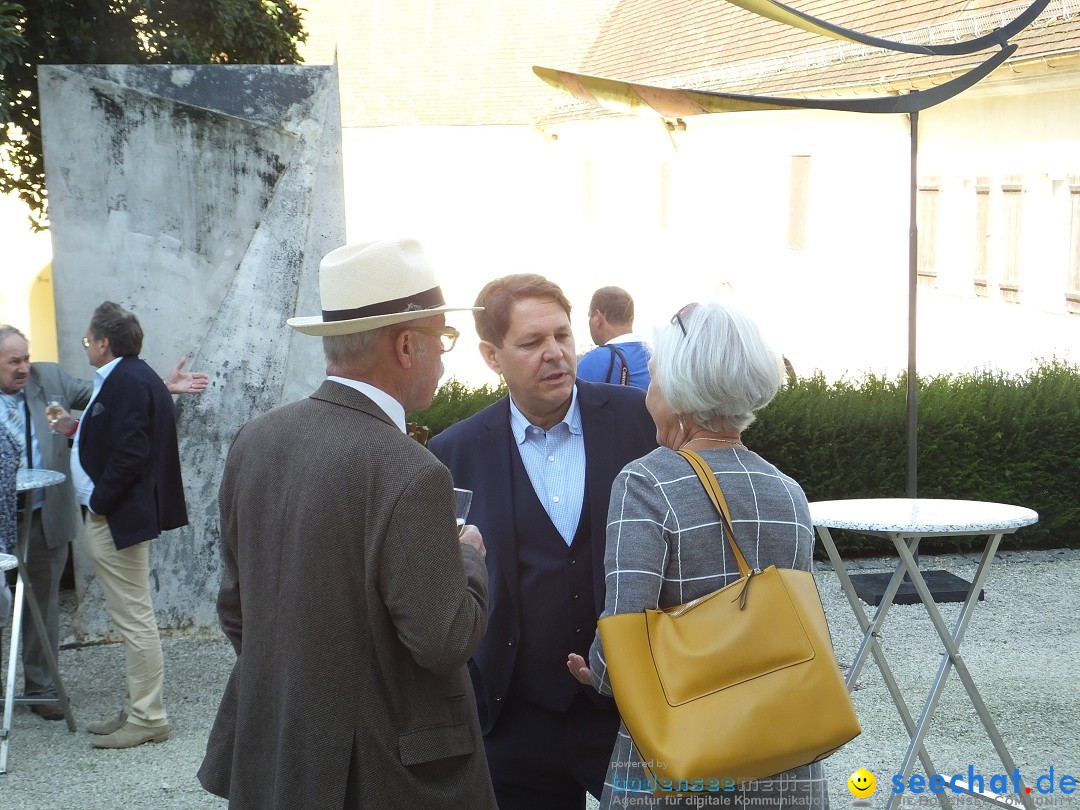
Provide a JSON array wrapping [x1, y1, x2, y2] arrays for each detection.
[[91, 402, 105, 417]]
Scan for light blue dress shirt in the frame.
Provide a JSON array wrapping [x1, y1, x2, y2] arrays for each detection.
[[508, 387, 586, 545], [2, 390, 45, 509], [70, 356, 122, 509]]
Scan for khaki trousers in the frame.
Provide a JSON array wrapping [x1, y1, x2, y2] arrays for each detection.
[[85, 514, 167, 727]]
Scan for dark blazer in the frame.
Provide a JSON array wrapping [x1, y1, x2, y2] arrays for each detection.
[[77, 356, 187, 549], [199, 381, 497, 809], [428, 380, 657, 733]]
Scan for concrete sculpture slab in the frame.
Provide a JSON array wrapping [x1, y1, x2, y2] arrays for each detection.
[[39, 64, 345, 640]]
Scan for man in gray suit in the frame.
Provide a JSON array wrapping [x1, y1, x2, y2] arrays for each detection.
[[0, 324, 206, 720], [198, 239, 497, 809]]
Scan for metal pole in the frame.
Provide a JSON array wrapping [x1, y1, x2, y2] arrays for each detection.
[[907, 110, 919, 498]]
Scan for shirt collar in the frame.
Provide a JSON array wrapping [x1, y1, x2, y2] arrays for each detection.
[[326, 376, 407, 433], [95, 356, 123, 383], [606, 332, 648, 346], [0, 390, 23, 419], [508, 384, 582, 444]]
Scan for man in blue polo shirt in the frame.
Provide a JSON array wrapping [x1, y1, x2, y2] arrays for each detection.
[[576, 286, 651, 390]]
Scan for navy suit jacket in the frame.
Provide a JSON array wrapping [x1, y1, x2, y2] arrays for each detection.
[[78, 356, 187, 550], [428, 380, 657, 733]]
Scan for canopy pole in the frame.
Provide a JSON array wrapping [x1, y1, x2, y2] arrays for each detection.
[[906, 110, 919, 498]]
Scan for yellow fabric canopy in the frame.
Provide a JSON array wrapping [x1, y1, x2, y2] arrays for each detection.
[[534, 45, 1014, 118]]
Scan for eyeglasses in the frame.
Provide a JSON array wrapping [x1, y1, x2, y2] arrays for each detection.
[[81, 337, 91, 348], [671, 303, 699, 336], [409, 326, 460, 353]]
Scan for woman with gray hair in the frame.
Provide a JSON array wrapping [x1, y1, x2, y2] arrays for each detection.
[[568, 301, 826, 809]]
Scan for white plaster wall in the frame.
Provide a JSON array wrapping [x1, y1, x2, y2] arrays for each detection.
[[338, 112, 916, 383], [0, 190, 54, 356], [0, 198, 47, 312], [39, 65, 345, 640], [337, 86, 1080, 387]]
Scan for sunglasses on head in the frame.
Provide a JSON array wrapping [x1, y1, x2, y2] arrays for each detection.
[[671, 303, 699, 336]]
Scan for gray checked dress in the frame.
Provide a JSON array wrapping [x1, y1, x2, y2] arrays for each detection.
[[588, 445, 831, 810], [0, 422, 18, 556]]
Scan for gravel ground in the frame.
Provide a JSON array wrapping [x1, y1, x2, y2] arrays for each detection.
[[1, 548, 1077, 810], [817, 549, 1080, 805]]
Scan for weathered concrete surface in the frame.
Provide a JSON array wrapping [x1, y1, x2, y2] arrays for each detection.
[[38, 64, 345, 641]]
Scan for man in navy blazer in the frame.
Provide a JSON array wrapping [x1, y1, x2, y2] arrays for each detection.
[[70, 301, 187, 749], [0, 325, 205, 722], [429, 274, 657, 810]]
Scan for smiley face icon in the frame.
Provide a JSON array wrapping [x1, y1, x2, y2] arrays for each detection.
[[848, 768, 877, 798]]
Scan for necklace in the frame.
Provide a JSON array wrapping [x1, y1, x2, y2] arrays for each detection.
[[682, 437, 746, 450]]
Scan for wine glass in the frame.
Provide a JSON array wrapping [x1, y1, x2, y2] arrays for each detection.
[[454, 488, 473, 535], [46, 394, 64, 433]]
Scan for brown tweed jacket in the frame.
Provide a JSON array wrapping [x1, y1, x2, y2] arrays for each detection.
[[198, 381, 496, 809]]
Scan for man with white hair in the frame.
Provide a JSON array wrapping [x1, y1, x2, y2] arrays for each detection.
[[198, 239, 497, 809]]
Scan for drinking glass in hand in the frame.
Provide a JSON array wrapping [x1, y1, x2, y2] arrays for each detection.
[[46, 395, 64, 433], [454, 488, 473, 536]]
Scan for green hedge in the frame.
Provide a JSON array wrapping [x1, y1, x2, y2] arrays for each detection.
[[415, 361, 1080, 553], [749, 360, 1079, 553]]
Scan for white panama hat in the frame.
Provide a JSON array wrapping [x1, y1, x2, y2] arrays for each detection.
[[287, 238, 480, 336]]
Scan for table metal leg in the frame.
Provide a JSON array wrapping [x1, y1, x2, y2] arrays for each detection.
[[845, 539, 915, 685], [891, 535, 1035, 810], [1, 564, 25, 773], [1, 513, 77, 774], [816, 527, 953, 810], [12, 549, 76, 733]]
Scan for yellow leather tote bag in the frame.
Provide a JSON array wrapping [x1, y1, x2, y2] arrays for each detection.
[[597, 449, 860, 790]]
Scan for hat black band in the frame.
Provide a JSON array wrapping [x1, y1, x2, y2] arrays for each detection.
[[323, 286, 445, 322]]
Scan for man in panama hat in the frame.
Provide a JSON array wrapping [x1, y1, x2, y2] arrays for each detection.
[[199, 239, 498, 809]]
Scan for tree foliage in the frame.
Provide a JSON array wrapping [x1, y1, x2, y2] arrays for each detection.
[[412, 379, 509, 438], [0, 3, 23, 59], [0, 0, 307, 230]]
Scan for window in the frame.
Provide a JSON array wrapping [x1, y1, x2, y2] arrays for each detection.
[[1000, 176, 1023, 303], [788, 155, 810, 251], [582, 158, 594, 218], [659, 161, 671, 230], [1067, 178, 1080, 315], [974, 178, 990, 297]]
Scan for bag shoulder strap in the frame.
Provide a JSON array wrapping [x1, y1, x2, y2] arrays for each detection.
[[604, 345, 630, 385], [676, 449, 751, 578]]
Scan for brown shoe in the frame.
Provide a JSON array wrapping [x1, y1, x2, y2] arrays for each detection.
[[86, 711, 128, 735], [91, 721, 170, 749], [31, 702, 65, 721]]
